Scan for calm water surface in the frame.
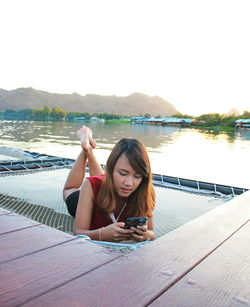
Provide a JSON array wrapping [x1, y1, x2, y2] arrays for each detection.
[[0, 120, 249, 189]]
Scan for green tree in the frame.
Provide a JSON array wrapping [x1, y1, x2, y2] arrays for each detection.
[[42, 106, 50, 119], [172, 113, 194, 119], [4, 109, 17, 117], [220, 115, 237, 127], [32, 108, 44, 118], [242, 110, 250, 118], [17, 109, 33, 118], [197, 113, 222, 126], [50, 107, 66, 119]]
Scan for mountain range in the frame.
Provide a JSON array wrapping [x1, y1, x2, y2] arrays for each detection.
[[0, 87, 179, 116]]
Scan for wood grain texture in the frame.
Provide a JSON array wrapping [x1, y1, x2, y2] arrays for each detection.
[[150, 221, 250, 307], [0, 238, 121, 307], [0, 224, 75, 264], [0, 213, 40, 235], [23, 191, 250, 307], [0, 208, 11, 215]]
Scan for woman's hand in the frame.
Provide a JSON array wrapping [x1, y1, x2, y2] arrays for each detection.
[[130, 225, 151, 242], [100, 222, 134, 242]]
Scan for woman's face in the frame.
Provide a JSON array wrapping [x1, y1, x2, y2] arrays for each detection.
[[113, 153, 143, 198]]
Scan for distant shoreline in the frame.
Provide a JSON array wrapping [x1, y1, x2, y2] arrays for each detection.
[[0, 116, 238, 133]]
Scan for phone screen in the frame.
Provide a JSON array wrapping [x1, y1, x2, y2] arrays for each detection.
[[124, 217, 147, 229]]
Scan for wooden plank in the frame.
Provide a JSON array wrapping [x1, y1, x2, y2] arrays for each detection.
[[150, 221, 250, 307], [0, 238, 122, 307], [0, 213, 40, 235], [0, 208, 11, 215], [0, 213, 41, 234], [0, 224, 75, 264], [22, 190, 250, 307]]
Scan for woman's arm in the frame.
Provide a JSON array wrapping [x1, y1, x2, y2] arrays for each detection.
[[74, 179, 97, 237], [74, 179, 134, 241]]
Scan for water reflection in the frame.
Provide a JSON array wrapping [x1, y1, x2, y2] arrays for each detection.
[[1, 120, 249, 188], [195, 128, 237, 143], [235, 129, 250, 141], [0, 120, 182, 151], [1, 119, 250, 154], [1, 120, 249, 147]]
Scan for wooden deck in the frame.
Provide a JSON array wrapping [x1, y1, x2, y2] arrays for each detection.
[[0, 191, 250, 307]]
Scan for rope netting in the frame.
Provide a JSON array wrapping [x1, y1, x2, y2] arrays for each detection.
[[0, 167, 75, 234], [0, 147, 239, 253], [0, 165, 229, 236]]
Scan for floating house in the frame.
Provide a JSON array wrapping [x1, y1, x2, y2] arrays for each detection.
[[235, 119, 250, 128], [72, 116, 86, 121], [90, 117, 105, 123], [130, 116, 146, 124], [162, 117, 195, 127], [131, 117, 195, 127]]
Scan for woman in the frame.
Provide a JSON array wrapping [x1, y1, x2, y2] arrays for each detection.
[[63, 126, 155, 242]]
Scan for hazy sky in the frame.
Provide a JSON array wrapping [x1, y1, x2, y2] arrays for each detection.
[[1, 0, 249, 115]]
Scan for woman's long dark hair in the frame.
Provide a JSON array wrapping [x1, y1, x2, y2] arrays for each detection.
[[98, 138, 155, 217]]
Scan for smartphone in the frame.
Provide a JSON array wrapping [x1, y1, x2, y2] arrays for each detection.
[[124, 217, 148, 229]]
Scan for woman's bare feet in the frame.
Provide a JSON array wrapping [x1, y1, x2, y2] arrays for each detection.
[[76, 126, 96, 151], [86, 127, 96, 149]]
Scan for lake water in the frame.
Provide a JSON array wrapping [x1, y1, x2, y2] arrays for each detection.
[[0, 120, 249, 189]]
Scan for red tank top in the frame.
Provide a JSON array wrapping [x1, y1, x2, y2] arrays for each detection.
[[87, 175, 130, 230]]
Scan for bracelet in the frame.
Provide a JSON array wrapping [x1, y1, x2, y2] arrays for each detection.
[[145, 232, 150, 241], [98, 227, 103, 241]]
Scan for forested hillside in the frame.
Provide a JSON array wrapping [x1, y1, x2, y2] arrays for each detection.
[[0, 88, 179, 116]]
